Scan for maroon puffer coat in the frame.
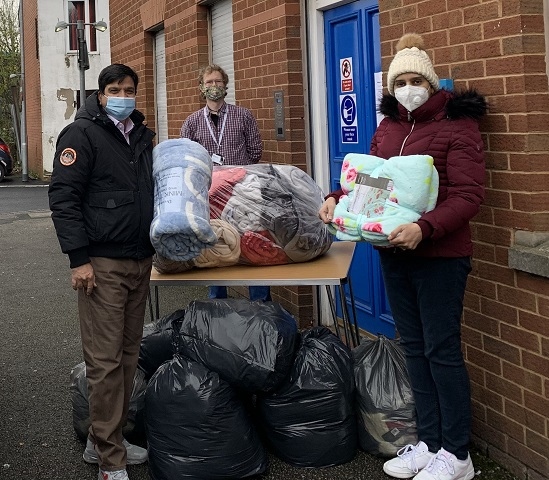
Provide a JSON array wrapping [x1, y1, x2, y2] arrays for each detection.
[[328, 89, 487, 258]]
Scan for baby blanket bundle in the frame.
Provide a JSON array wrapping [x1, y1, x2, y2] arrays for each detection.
[[329, 153, 439, 246], [151, 142, 332, 273]]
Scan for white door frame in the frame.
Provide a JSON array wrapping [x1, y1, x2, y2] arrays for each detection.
[[304, 0, 358, 325]]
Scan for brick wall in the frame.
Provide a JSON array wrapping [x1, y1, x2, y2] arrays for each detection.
[[22, 0, 43, 178], [379, 1, 549, 478]]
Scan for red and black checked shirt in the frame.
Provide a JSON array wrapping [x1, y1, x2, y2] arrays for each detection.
[[180, 103, 262, 165]]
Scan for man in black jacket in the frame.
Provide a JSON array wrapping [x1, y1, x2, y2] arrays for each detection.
[[49, 64, 155, 480]]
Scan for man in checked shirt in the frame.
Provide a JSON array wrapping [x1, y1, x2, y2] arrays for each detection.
[[180, 63, 271, 302]]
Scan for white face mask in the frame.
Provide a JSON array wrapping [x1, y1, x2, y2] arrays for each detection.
[[394, 85, 430, 112]]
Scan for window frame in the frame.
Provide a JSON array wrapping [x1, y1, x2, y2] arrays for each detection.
[[65, 0, 98, 53]]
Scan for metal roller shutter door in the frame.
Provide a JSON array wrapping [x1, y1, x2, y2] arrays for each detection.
[[154, 30, 168, 142], [211, 0, 235, 104]]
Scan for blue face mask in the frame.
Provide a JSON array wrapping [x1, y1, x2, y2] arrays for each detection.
[[104, 96, 136, 121]]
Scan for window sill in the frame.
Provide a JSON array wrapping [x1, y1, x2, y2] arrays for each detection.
[[508, 231, 549, 279]]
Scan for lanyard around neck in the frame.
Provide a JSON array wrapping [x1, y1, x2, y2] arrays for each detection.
[[203, 106, 228, 153]]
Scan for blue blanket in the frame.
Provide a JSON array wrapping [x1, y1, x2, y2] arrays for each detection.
[[150, 138, 217, 261]]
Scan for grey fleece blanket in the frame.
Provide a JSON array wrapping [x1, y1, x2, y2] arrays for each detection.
[[150, 138, 217, 261]]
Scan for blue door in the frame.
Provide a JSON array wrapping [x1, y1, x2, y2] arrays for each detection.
[[324, 0, 395, 338]]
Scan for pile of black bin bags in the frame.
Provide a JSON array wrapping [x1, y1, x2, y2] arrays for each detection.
[[70, 299, 418, 479], [139, 299, 358, 479]]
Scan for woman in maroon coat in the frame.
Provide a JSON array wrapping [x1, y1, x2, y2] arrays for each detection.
[[320, 34, 487, 480]]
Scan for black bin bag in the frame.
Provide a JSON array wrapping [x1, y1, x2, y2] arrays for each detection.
[[146, 354, 268, 480], [176, 299, 298, 392], [257, 327, 357, 467], [353, 335, 417, 457], [70, 362, 147, 443], [139, 309, 185, 380]]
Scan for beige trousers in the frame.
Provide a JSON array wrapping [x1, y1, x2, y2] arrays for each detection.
[[78, 256, 152, 470]]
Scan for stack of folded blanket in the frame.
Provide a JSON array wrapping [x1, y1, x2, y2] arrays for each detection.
[[329, 153, 439, 246], [150, 138, 218, 262], [153, 164, 333, 272]]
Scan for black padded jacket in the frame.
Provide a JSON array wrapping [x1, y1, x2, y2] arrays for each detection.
[[49, 92, 156, 268]]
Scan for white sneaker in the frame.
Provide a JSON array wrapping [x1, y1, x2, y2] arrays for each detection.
[[84, 438, 148, 465], [98, 469, 129, 480], [414, 448, 475, 480], [383, 441, 436, 478]]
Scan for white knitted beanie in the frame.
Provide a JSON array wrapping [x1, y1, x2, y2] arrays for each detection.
[[387, 33, 439, 95]]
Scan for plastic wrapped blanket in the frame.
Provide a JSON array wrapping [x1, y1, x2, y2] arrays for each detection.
[[153, 163, 332, 272], [150, 138, 217, 261], [153, 219, 241, 274], [329, 153, 439, 246]]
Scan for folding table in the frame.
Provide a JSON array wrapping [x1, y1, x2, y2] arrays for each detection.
[[148, 241, 360, 347]]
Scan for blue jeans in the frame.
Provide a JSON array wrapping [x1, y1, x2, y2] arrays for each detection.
[[379, 252, 472, 460], [208, 285, 271, 302]]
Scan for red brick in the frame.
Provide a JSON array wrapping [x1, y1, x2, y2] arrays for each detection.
[[491, 171, 549, 191], [463, 2, 501, 23], [538, 296, 549, 317], [507, 436, 549, 475], [519, 310, 549, 337], [475, 224, 513, 246], [449, 0, 479, 8], [511, 192, 549, 212], [502, 0, 544, 15], [503, 34, 546, 56], [450, 60, 485, 79], [484, 336, 522, 366], [466, 345, 503, 375], [497, 284, 537, 312], [463, 323, 484, 349], [506, 74, 549, 94], [486, 409, 525, 443], [484, 188, 512, 209], [415, 0, 446, 16], [522, 351, 549, 378], [501, 324, 541, 355], [505, 399, 546, 435], [503, 361, 543, 394], [489, 94, 530, 115], [483, 16, 522, 39], [475, 205, 494, 224], [481, 296, 519, 324], [494, 245, 510, 266], [468, 275, 498, 298], [509, 153, 549, 172], [470, 381, 504, 411], [471, 417, 508, 451], [493, 208, 547, 230]]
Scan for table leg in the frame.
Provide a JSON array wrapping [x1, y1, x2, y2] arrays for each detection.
[[148, 288, 154, 322], [347, 276, 360, 345], [154, 286, 160, 320], [325, 285, 342, 341], [338, 282, 357, 348]]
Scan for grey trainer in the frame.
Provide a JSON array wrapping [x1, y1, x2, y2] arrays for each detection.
[[84, 438, 147, 465]]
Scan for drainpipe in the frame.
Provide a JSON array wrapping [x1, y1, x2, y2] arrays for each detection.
[[19, 0, 28, 181]]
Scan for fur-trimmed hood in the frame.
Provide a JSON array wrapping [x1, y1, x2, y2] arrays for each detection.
[[379, 89, 487, 122]]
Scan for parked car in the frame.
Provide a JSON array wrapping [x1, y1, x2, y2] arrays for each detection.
[[0, 136, 14, 182]]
